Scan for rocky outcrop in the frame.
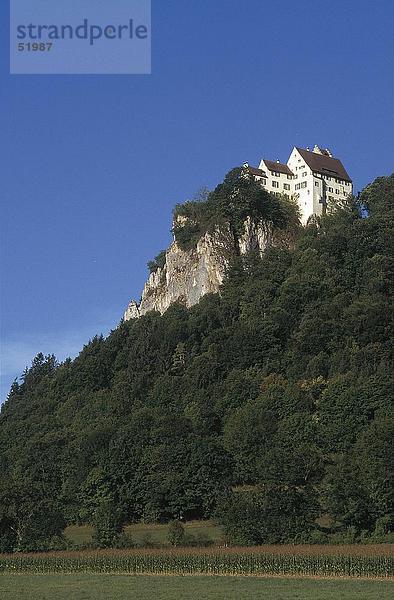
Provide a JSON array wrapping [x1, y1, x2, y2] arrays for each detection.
[[123, 217, 274, 320]]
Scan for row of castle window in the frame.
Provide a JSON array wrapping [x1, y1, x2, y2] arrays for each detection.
[[272, 181, 292, 190], [316, 173, 350, 185], [272, 169, 350, 187], [269, 180, 345, 195], [272, 171, 293, 179]]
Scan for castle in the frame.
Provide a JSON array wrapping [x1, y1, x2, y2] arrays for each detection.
[[124, 145, 353, 320], [244, 145, 353, 224]]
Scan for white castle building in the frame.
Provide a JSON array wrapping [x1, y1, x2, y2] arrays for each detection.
[[245, 145, 353, 224]]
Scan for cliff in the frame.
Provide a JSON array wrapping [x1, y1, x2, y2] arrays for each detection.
[[124, 216, 273, 320]]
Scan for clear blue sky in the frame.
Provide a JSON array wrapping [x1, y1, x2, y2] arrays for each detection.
[[1, 0, 393, 401]]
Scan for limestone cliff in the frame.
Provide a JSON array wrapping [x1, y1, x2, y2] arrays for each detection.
[[124, 216, 274, 320]]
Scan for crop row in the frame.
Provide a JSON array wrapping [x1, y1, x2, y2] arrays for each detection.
[[0, 552, 392, 578]]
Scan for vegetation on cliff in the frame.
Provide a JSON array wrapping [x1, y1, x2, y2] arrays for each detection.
[[172, 167, 299, 250], [0, 173, 393, 552], [147, 250, 167, 274]]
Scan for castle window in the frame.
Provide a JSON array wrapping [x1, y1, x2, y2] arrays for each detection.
[[272, 181, 279, 188], [335, 189, 340, 194], [284, 183, 290, 190], [301, 181, 307, 188], [303, 172, 307, 177], [315, 181, 319, 186], [328, 187, 333, 193], [287, 174, 292, 180]]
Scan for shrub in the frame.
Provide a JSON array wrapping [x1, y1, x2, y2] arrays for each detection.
[[167, 520, 185, 546], [114, 533, 136, 549], [139, 533, 157, 548], [183, 532, 214, 547], [306, 529, 330, 544], [147, 250, 167, 274]]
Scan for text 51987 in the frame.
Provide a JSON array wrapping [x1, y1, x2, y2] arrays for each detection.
[[18, 43, 53, 52]]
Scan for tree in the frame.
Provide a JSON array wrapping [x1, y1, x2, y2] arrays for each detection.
[[0, 478, 66, 552], [216, 485, 318, 545], [167, 519, 185, 546], [91, 500, 125, 548]]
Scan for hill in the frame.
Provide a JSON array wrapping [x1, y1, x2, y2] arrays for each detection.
[[0, 171, 393, 552]]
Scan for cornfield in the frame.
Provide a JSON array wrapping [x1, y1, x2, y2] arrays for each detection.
[[0, 551, 392, 578]]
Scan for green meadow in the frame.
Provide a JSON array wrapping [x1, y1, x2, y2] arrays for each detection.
[[1, 574, 393, 600], [64, 520, 222, 547]]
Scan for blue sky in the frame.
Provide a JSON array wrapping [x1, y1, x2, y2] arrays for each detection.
[[1, 0, 393, 401]]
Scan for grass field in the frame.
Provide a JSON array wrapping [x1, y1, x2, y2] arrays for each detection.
[[64, 520, 222, 546], [0, 574, 393, 600]]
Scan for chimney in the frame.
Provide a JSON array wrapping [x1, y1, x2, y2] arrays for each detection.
[[306, 146, 310, 151], [325, 148, 333, 158], [276, 159, 280, 163]]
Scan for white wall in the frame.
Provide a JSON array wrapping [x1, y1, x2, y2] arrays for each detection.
[[287, 147, 314, 224]]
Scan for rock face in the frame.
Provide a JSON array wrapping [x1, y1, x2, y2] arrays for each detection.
[[124, 217, 273, 320]]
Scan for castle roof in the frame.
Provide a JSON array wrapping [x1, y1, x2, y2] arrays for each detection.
[[296, 147, 352, 182], [247, 166, 267, 178], [263, 159, 294, 176]]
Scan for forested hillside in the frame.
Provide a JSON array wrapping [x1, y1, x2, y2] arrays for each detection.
[[0, 172, 393, 552]]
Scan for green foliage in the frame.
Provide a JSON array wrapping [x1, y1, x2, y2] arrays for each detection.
[[167, 519, 185, 546], [0, 470, 66, 552], [91, 501, 125, 549], [360, 172, 394, 219], [216, 485, 318, 545], [172, 167, 300, 250], [147, 250, 166, 274], [0, 173, 393, 550]]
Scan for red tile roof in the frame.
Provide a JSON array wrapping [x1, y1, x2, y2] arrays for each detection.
[[263, 160, 294, 176], [296, 148, 352, 182]]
